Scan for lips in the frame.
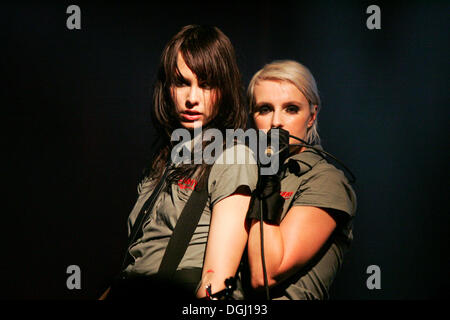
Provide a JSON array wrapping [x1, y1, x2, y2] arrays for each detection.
[[181, 111, 202, 121]]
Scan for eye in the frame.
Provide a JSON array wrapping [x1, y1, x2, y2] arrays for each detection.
[[198, 81, 212, 89], [173, 76, 190, 87], [285, 105, 299, 114], [257, 104, 272, 115]]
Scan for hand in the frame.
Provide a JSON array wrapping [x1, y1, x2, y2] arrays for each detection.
[[246, 128, 290, 224], [247, 175, 285, 224]]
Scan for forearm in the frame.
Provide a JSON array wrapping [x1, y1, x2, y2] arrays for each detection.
[[197, 227, 248, 298], [247, 206, 338, 290], [196, 191, 251, 298], [247, 219, 285, 288]]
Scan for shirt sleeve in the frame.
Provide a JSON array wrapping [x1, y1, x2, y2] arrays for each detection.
[[292, 164, 357, 218], [208, 143, 259, 207]]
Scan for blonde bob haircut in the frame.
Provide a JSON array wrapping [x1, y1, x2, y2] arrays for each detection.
[[248, 60, 322, 145]]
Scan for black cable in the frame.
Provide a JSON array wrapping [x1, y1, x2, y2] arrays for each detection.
[[259, 196, 270, 300], [288, 135, 356, 184]]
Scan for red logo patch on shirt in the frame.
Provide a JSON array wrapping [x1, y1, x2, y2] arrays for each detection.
[[178, 178, 198, 190], [280, 191, 293, 199]]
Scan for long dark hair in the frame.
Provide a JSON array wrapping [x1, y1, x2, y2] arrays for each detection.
[[145, 25, 247, 190]]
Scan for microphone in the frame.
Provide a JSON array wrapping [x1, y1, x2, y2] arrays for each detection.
[[262, 127, 290, 174]]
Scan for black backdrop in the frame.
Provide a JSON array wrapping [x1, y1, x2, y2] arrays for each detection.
[[2, 1, 449, 300]]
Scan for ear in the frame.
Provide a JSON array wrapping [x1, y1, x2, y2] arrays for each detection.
[[308, 105, 318, 127]]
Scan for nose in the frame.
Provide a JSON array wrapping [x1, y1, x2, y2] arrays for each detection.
[[186, 85, 199, 108], [271, 109, 283, 128]]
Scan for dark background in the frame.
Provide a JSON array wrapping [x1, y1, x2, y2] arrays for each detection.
[[2, 0, 449, 300]]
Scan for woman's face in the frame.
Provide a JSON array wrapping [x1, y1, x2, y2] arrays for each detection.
[[253, 79, 317, 147], [171, 52, 217, 130]]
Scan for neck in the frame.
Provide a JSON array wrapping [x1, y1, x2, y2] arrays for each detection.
[[290, 145, 305, 155]]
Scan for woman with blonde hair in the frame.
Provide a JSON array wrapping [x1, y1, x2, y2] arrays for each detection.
[[245, 60, 357, 300]]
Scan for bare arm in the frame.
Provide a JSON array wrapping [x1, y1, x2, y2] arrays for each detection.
[[196, 186, 251, 298], [247, 206, 337, 289]]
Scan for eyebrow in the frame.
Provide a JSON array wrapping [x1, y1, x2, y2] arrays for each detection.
[[255, 101, 305, 107], [173, 70, 191, 85], [283, 101, 304, 107]]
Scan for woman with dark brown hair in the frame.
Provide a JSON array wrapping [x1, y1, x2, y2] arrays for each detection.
[[102, 25, 258, 300]]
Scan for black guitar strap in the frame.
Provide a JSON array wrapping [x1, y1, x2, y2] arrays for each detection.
[[157, 173, 209, 280], [121, 160, 173, 270], [122, 159, 210, 284]]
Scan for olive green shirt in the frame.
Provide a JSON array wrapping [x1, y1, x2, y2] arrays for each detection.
[[123, 143, 258, 278], [272, 145, 357, 300]]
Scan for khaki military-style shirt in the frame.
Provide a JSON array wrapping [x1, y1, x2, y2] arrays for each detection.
[[123, 142, 258, 278], [272, 145, 357, 300]]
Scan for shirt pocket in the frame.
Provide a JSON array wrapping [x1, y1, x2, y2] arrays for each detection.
[[176, 179, 196, 202]]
